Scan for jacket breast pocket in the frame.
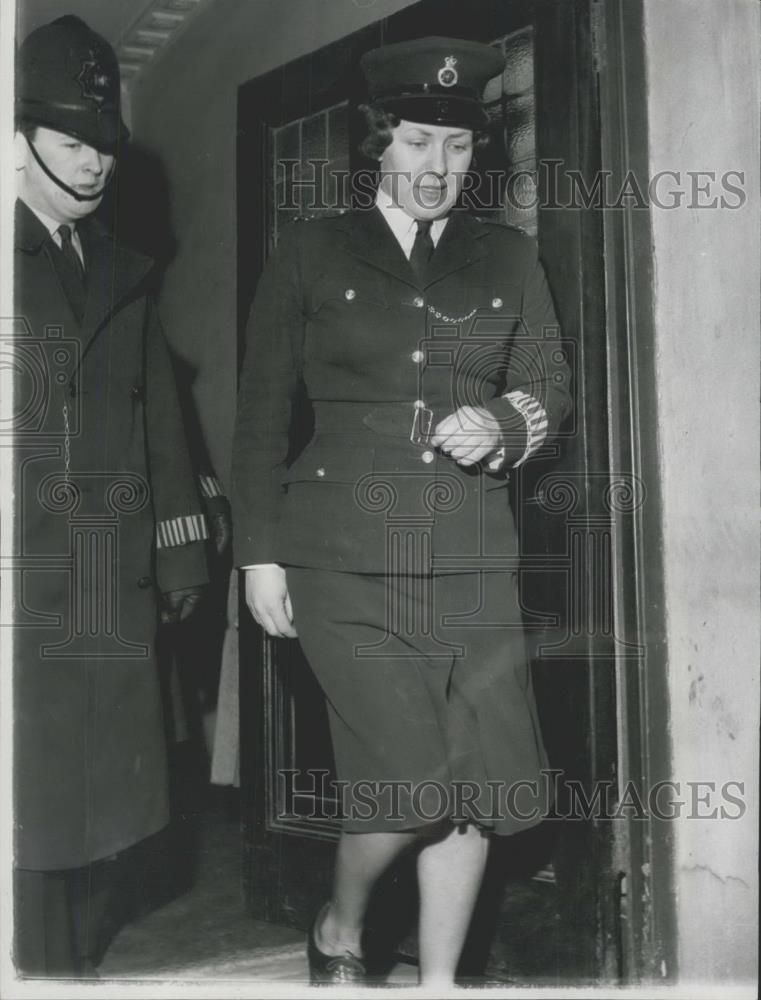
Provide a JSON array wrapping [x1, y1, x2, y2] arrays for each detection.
[[305, 280, 392, 372], [466, 283, 523, 329], [307, 279, 388, 315]]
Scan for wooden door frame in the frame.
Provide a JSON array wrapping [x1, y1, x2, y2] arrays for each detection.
[[591, 0, 677, 982], [535, 0, 678, 981]]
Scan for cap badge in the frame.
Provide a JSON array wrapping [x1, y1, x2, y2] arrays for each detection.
[[77, 48, 112, 107], [437, 55, 458, 88]]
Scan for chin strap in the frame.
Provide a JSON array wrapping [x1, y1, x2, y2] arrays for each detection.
[[25, 134, 115, 202]]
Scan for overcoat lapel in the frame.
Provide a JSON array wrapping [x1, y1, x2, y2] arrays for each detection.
[[14, 201, 81, 332], [14, 200, 155, 359], [77, 218, 154, 356]]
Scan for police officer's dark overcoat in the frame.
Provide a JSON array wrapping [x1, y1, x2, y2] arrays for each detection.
[[12, 200, 208, 871], [233, 206, 572, 572]]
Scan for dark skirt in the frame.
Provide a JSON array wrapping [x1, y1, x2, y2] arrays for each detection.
[[286, 567, 552, 836]]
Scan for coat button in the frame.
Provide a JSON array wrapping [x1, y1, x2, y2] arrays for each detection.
[[137, 576, 152, 589], [411, 350, 424, 363], [421, 450, 435, 464], [344, 289, 356, 301], [316, 467, 326, 477], [130, 385, 144, 400], [491, 297, 503, 309], [413, 296, 425, 308]]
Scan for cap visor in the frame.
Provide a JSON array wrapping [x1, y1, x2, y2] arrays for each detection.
[[379, 95, 489, 130]]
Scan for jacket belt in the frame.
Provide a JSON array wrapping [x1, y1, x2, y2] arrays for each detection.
[[314, 402, 433, 443]]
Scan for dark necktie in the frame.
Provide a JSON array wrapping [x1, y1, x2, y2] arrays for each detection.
[[409, 219, 434, 283], [53, 224, 87, 322], [59, 224, 86, 281]]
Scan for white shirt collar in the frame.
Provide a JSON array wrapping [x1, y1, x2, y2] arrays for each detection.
[[374, 185, 448, 257], [19, 197, 70, 238], [19, 196, 84, 262]]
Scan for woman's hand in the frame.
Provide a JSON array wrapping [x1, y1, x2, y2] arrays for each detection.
[[244, 565, 298, 638], [431, 405, 502, 466]]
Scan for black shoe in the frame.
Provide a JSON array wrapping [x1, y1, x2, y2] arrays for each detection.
[[307, 907, 367, 985]]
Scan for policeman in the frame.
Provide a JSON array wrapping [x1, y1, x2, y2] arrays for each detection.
[[232, 36, 572, 985], [13, 16, 209, 976]]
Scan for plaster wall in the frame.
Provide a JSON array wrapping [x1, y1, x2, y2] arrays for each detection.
[[131, 0, 419, 484], [643, 0, 759, 984]]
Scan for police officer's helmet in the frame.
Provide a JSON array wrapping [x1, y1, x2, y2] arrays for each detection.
[[16, 15, 129, 154]]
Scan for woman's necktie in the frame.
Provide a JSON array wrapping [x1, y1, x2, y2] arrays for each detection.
[[409, 219, 434, 283]]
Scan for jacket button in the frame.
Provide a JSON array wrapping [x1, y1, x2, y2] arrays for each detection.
[[137, 576, 152, 589], [413, 296, 425, 308], [491, 297, 503, 309], [344, 289, 356, 301], [316, 467, 326, 477], [421, 450, 435, 464], [411, 350, 424, 363], [130, 385, 144, 400]]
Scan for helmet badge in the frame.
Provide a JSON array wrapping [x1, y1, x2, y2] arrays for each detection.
[[77, 47, 112, 107], [437, 55, 458, 88]]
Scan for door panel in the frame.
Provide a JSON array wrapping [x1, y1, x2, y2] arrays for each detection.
[[237, 0, 621, 982]]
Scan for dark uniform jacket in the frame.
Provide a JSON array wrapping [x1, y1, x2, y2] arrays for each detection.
[[232, 207, 572, 574], [12, 199, 208, 871]]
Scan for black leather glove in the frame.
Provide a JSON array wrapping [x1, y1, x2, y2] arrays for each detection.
[[160, 585, 206, 624]]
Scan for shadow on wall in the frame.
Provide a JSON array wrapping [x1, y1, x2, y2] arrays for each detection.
[[98, 141, 178, 271], [97, 140, 216, 474]]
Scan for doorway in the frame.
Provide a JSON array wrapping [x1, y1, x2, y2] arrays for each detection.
[[236, 0, 668, 983]]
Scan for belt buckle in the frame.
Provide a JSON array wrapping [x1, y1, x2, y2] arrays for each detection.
[[410, 403, 434, 446]]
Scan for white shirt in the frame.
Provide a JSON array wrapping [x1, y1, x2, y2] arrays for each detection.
[[374, 185, 448, 257], [20, 198, 85, 268]]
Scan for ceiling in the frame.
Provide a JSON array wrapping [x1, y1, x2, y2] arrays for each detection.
[[16, 0, 211, 83]]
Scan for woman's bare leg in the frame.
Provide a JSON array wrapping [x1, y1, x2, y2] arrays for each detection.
[[315, 822, 489, 982], [416, 823, 489, 986], [314, 830, 417, 957]]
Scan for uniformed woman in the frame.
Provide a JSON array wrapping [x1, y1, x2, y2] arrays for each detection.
[[232, 36, 572, 986]]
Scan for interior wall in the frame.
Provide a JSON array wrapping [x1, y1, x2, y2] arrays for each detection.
[[643, 0, 759, 984], [130, 0, 419, 485]]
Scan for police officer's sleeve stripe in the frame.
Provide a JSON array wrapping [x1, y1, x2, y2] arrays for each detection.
[[156, 514, 210, 549], [504, 390, 549, 467], [199, 475, 224, 499]]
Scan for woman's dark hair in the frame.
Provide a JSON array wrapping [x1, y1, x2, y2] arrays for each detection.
[[357, 101, 490, 160]]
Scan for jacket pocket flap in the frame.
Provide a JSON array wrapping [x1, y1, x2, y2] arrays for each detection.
[[283, 446, 375, 485], [308, 279, 388, 313]]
